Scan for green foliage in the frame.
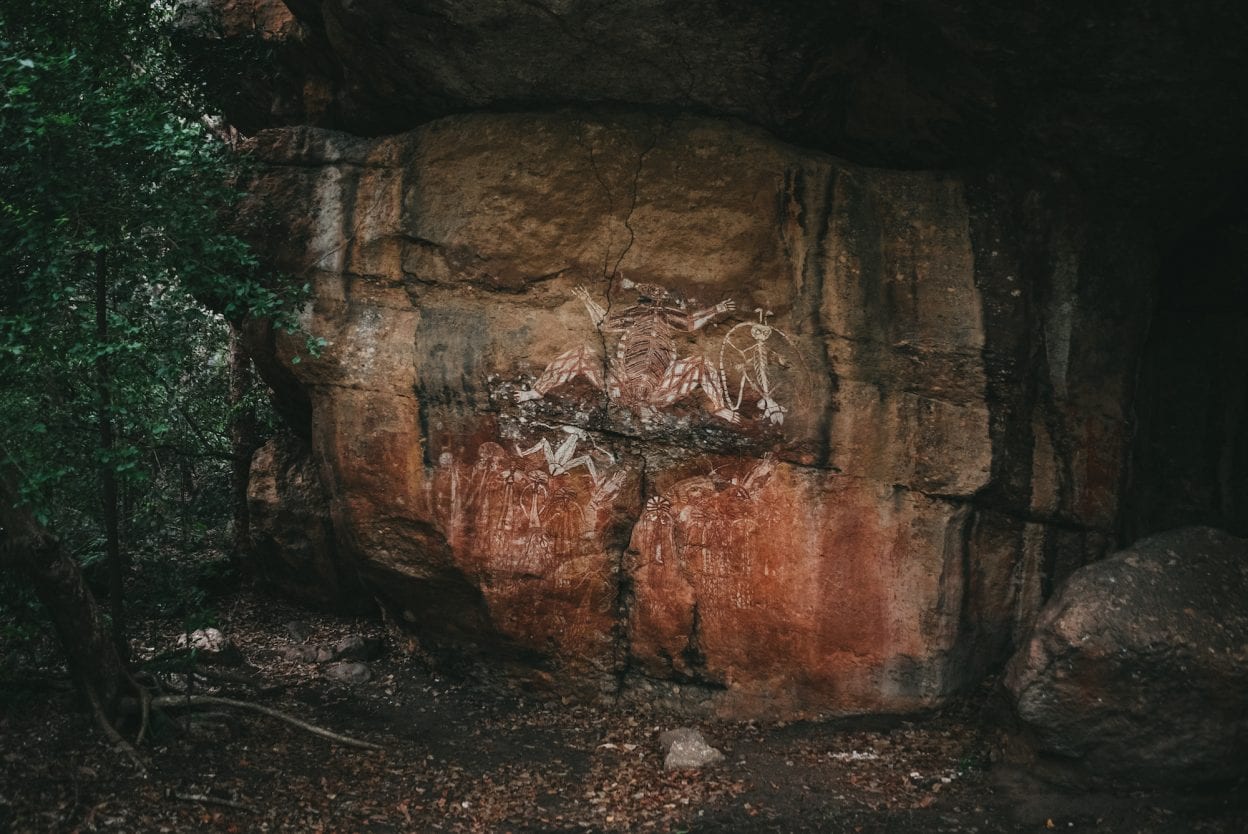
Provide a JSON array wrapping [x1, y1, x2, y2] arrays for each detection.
[[0, 2, 293, 573], [128, 549, 238, 629]]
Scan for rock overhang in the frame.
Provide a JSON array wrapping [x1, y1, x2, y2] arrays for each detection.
[[187, 0, 1248, 236]]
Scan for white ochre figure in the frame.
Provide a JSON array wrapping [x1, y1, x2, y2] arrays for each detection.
[[515, 282, 738, 422], [513, 425, 612, 484], [719, 308, 802, 426]]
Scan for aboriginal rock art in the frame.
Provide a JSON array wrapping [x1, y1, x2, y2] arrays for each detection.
[[427, 429, 625, 582], [719, 309, 806, 426], [632, 455, 778, 610], [515, 282, 808, 428], [423, 427, 627, 658], [514, 281, 739, 422]]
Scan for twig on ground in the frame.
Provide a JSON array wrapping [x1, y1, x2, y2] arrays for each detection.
[[173, 792, 253, 811], [191, 666, 283, 692], [86, 686, 147, 774], [150, 694, 383, 750]]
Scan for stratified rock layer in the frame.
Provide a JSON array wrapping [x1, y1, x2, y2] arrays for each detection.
[[238, 111, 1146, 715], [1005, 527, 1248, 786]]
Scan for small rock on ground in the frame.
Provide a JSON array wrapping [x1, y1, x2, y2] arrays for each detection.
[[285, 620, 312, 642], [660, 727, 725, 770], [177, 628, 243, 665], [332, 634, 382, 662], [324, 661, 373, 684], [282, 645, 320, 663]]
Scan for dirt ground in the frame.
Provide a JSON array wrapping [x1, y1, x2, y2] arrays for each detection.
[[2, 589, 1245, 834]]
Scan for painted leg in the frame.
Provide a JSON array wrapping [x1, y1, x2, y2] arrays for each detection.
[[515, 346, 604, 402], [652, 358, 740, 423]]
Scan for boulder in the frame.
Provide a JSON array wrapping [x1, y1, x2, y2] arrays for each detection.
[[1005, 527, 1248, 786], [233, 111, 1150, 716]]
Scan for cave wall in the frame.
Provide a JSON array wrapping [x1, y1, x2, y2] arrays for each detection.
[[1123, 205, 1248, 540], [237, 113, 1152, 715]]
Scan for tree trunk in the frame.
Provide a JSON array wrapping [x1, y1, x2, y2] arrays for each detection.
[[0, 472, 130, 721], [94, 248, 126, 657], [228, 323, 259, 563]]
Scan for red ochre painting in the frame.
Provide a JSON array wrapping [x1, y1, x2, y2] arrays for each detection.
[[416, 278, 965, 712]]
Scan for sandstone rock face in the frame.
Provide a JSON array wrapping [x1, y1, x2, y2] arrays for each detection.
[[1005, 527, 1248, 786], [247, 430, 359, 608], [191, 0, 1248, 229], [238, 111, 1147, 716]]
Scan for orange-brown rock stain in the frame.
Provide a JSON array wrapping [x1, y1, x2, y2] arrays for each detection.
[[629, 459, 934, 711], [1071, 415, 1124, 528], [423, 428, 631, 670]]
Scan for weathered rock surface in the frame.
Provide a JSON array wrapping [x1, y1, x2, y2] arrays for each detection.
[[325, 661, 374, 684], [1005, 527, 1248, 786], [247, 430, 361, 608], [235, 110, 1147, 716], [187, 0, 1248, 233], [660, 728, 724, 771]]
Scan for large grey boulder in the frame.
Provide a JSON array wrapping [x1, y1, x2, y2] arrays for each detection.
[[1005, 527, 1248, 786]]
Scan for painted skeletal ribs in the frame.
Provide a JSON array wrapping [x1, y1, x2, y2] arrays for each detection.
[[514, 282, 738, 422]]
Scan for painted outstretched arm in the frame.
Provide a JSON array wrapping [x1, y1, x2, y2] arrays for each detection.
[[686, 299, 736, 330], [572, 285, 608, 329]]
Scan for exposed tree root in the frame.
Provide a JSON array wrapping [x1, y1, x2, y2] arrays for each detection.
[[148, 694, 383, 750], [190, 666, 282, 693], [86, 686, 147, 774]]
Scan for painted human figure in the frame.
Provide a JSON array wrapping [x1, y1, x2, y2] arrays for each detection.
[[515, 282, 738, 422], [514, 425, 611, 484], [720, 308, 800, 425]]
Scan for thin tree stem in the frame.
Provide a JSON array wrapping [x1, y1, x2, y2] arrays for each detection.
[[94, 247, 126, 659]]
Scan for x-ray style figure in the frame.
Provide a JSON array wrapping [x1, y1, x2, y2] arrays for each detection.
[[719, 308, 804, 425], [514, 282, 737, 422]]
